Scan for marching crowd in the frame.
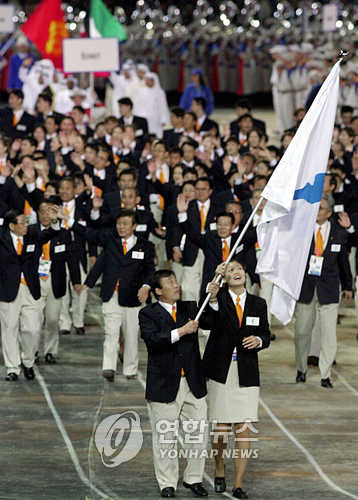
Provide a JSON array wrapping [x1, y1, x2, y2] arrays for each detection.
[[2, 45, 358, 498]]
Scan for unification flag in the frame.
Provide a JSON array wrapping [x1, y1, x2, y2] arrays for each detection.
[[89, 0, 127, 42], [21, 0, 68, 69], [256, 60, 341, 325]]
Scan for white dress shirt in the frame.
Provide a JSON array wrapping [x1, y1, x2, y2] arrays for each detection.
[[158, 301, 180, 343]]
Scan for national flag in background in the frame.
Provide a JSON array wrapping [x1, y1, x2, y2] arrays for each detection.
[[90, 0, 127, 41], [21, 0, 68, 69], [255, 60, 341, 325]]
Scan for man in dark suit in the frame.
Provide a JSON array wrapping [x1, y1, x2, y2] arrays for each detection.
[[0, 89, 36, 138], [230, 98, 266, 136], [35, 199, 81, 363], [35, 92, 65, 126], [191, 97, 219, 136], [57, 177, 92, 336], [139, 269, 208, 499], [0, 207, 60, 381], [82, 209, 155, 381], [176, 197, 255, 297], [295, 194, 353, 388], [163, 107, 185, 149], [170, 177, 219, 301], [118, 97, 148, 145]]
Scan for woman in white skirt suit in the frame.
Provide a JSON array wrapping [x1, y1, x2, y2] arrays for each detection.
[[201, 259, 270, 498]]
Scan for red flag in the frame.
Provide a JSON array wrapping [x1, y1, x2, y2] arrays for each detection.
[[21, 0, 68, 69]]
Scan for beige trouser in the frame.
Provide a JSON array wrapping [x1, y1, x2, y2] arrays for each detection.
[[181, 250, 204, 302], [0, 283, 42, 375], [38, 274, 62, 356], [148, 377, 208, 490], [295, 291, 338, 379], [102, 292, 141, 376], [259, 276, 273, 326], [171, 261, 184, 287], [59, 265, 88, 330], [309, 315, 321, 357]]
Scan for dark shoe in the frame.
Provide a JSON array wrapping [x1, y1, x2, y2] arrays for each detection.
[[296, 371, 306, 383], [183, 482, 208, 497], [60, 329, 71, 335], [126, 374, 137, 380], [35, 351, 40, 364], [321, 377, 333, 388], [307, 356, 319, 367], [214, 477, 226, 493], [23, 366, 35, 380], [45, 353, 57, 364], [103, 370, 115, 382], [232, 487, 249, 499], [5, 372, 18, 381], [75, 327, 85, 336], [270, 333, 276, 341], [333, 359, 337, 366], [161, 487, 175, 498]]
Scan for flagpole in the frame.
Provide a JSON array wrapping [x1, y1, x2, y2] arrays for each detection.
[[194, 196, 265, 321]]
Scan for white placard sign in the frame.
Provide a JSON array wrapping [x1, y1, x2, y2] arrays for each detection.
[[63, 38, 119, 73], [0, 6, 14, 33], [322, 4, 338, 32]]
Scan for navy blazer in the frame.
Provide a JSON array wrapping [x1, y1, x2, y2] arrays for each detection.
[[298, 221, 352, 305], [139, 300, 207, 403], [0, 225, 59, 302]]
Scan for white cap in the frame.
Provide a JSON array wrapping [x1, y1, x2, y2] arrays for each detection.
[[137, 64, 149, 72], [269, 45, 286, 55], [16, 35, 28, 47]]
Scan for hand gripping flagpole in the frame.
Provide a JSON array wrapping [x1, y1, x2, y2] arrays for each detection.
[[194, 196, 265, 321]]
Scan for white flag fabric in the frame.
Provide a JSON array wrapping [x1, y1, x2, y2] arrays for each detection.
[[256, 60, 341, 325]]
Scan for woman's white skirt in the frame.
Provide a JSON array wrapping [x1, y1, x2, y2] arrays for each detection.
[[207, 359, 259, 423]]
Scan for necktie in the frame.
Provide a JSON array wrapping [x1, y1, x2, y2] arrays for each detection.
[[171, 304, 176, 322], [16, 237, 22, 256], [235, 297, 243, 327], [63, 203, 70, 230], [315, 227, 324, 256], [222, 240, 230, 262], [159, 167, 165, 210], [13, 114, 18, 126], [115, 240, 128, 292], [40, 242, 51, 281], [17, 238, 27, 285], [200, 204, 206, 233]]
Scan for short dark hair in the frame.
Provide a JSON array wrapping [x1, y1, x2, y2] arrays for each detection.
[[38, 92, 53, 105], [193, 96, 207, 111], [341, 105, 354, 115], [235, 98, 252, 111], [4, 209, 23, 228], [9, 89, 24, 101], [73, 105, 85, 114], [115, 209, 137, 224], [59, 176, 75, 187], [119, 168, 137, 181], [171, 107, 185, 118], [181, 180, 196, 192], [118, 97, 133, 108], [195, 176, 214, 190], [151, 270, 176, 299], [216, 211, 235, 225], [184, 111, 197, 122]]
